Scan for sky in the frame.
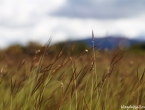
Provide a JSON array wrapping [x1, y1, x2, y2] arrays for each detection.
[[0, 0, 145, 48]]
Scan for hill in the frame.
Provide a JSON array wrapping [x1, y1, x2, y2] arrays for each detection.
[[73, 36, 144, 50]]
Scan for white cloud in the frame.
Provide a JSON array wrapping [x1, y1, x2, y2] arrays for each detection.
[[0, 0, 66, 26], [0, 0, 67, 47], [107, 15, 145, 37], [0, 40, 8, 49], [1, 15, 145, 47]]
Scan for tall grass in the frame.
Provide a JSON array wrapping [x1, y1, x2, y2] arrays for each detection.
[[0, 34, 145, 110]]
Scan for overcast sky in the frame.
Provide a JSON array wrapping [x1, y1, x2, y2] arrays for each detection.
[[0, 0, 145, 48]]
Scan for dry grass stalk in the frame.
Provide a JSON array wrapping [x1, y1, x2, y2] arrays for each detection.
[[92, 30, 94, 42], [18, 59, 26, 70]]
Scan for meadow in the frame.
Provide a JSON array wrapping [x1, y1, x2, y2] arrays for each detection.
[[0, 38, 145, 110]]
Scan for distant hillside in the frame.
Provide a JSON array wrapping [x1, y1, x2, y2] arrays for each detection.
[[73, 36, 144, 50]]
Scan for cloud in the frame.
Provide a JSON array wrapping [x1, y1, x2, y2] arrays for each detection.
[[51, 0, 145, 19], [28, 15, 145, 41], [0, 0, 66, 47], [0, 15, 145, 47], [0, 0, 66, 28]]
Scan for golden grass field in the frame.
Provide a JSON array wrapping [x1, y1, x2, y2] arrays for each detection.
[[0, 38, 145, 110]]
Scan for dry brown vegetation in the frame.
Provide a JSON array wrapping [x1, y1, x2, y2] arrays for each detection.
[[0, 39, 145, 110]]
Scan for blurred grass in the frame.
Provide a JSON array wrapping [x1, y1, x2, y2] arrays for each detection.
[[0, 40, 145, 110]]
